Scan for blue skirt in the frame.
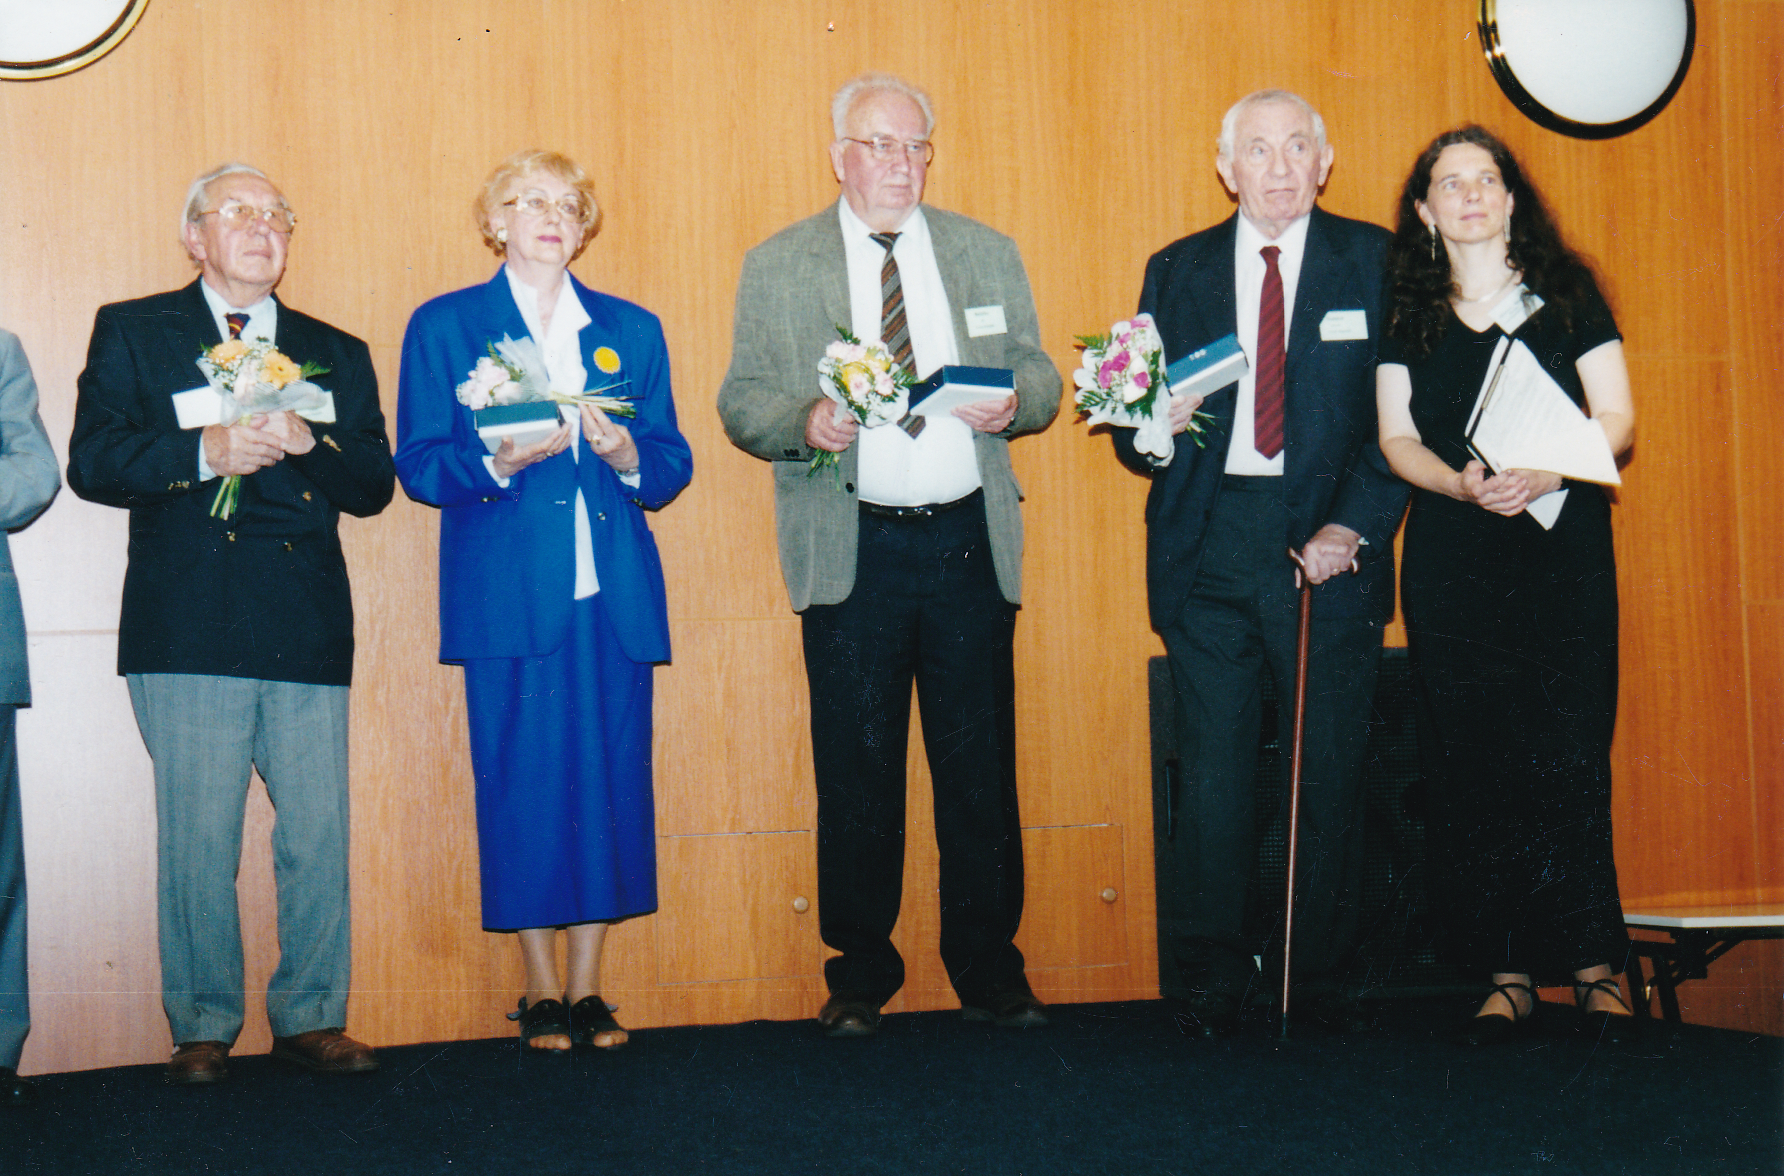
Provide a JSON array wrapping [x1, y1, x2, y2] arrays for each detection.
[[462, 593, 657, 931]]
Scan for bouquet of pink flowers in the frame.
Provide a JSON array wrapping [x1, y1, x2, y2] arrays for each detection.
[[1071, 313, 1202, 461], [454, 335, 635, 416], [809, 326, 912, 475]]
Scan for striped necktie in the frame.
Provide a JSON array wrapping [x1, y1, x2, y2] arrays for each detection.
[[1254, 245, 1284, 459], [870, 231, 924, 438], [225, 312, 250, 340]]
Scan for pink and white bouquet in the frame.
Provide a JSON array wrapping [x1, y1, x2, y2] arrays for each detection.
[[455, 335, 636, 416], [809, 326, 913, 475], [1071, 313, 1200, 461], [195, 338, 332, 520]]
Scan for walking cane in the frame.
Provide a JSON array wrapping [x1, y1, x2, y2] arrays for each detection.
[[1279, 547, 1356, 1040]]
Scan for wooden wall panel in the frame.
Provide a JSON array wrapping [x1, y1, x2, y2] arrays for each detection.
[[2, 1, 1777, 1076]]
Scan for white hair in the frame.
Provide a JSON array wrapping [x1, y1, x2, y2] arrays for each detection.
[[1216, 89, 1327, 159], [830, 73, 935, 139], [180, 162, 282, 252]]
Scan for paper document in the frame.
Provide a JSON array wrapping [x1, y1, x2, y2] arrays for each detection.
[[1466, 336, 1620, 487]]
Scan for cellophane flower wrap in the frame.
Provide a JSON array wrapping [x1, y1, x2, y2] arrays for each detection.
[[195, 339, 332, 520], [1071, 313, 1199, 461], [454, 335, 637, 417], [809, 326, 912, 476]]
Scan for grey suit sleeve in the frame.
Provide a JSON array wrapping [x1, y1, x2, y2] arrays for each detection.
[[0, 331, 60, 531], [995, 238, 1062, 438], [717, 247, 822, 463]]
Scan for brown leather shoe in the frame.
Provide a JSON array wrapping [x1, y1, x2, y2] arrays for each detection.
[[165, 1041, 230, 1086], [270, 1029, 379, 1074]]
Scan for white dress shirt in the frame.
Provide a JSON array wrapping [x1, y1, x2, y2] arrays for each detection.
[[503, 267, 601, 599], [838, 200, 980, 507], [1226, 212, 1311, 476]]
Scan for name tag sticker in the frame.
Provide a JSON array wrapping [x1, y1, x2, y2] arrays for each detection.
[[1319, 309, 1368, 342], [964, 305, 1007, 338]]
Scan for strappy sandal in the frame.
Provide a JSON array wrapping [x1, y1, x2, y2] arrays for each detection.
[[568, 995, 627, 1049], [1573, 977, 1639, 1043], [507, 996, 572, 1050], [1457, 980, 1537, 1046]]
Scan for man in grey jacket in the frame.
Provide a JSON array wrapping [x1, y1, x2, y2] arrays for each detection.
[[718, 72, 1060, 1037], [0, 329, 61, 1106]]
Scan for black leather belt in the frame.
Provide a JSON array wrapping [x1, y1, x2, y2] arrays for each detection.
[[859, 489, 982, 519], [1220, 474, 1284, 492]]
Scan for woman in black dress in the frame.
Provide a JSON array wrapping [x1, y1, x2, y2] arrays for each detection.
[[1376, 126, 1637, 1044]]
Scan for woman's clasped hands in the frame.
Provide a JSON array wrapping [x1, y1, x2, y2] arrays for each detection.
[[1453, 460, 1562, 516]]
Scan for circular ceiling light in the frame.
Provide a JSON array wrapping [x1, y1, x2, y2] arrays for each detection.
[[1479, 0, 1695, 138], [0, 0, 152, 81]]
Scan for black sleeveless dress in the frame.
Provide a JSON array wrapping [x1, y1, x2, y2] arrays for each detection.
[[1381, 282, 1629, 979]]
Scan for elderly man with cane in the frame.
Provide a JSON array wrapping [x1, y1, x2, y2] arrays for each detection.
[[1111, 90, 1406, 1037]]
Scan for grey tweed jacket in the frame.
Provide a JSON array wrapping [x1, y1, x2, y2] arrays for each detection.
[[717, 204, 1060, 611]]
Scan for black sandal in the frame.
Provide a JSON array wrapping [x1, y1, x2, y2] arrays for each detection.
[[1573, 977, 1639, 1043], [507, 997, 572, 1050], [1457, 980, 1536, 1046], [568, 995, 627, 1049]]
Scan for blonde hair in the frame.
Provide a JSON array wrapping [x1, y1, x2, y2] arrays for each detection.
[[474, 149, 602, 260]]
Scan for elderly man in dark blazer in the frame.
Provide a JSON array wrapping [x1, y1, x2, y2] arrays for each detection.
[[1114, 91, 1407, 1036], [68, 164, 393, 1085], [719, 73, 1061, 1037], [0, 330, 59, 1107]]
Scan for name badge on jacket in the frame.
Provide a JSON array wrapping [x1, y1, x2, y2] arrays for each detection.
[[964, 305, 1007, 338], [1319, 309, 1368, 342]]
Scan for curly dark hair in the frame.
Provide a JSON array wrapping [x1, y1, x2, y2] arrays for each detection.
[[1383, 125, 1601, 361]]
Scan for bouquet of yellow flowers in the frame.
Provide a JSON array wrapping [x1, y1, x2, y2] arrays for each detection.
[[809, 326, 912, 476], [196, 339, 331, 519]]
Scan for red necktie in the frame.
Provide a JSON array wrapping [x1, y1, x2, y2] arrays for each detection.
[[1254, 245, 1284, 459], [225, 312, 249, 340]]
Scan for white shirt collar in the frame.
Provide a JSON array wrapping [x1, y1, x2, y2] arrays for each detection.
[[198, 279, 277, 343], [838, 198, 928, 252], [1235, 210, 1312, 270]]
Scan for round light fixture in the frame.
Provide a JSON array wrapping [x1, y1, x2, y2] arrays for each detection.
[[0, 0, 152, 81], [1479, 0, 1695, 138]]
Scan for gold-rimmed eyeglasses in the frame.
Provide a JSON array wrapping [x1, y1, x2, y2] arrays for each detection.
[[196, 202, 297, 234], [503, 194, 592, 223], [843, 136, 935, 165]]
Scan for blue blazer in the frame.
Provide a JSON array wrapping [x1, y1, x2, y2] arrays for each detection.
[[1113, 207, 1408, 628], [394, 271, 692, 665]]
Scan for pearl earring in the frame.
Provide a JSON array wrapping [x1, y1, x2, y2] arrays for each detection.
[[495, 226, 508, 245]]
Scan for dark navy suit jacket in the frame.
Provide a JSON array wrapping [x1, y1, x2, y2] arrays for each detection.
[[1113, 207, 1407, 628], [394, 271, 691, 666], [69, 281, 394, 686]]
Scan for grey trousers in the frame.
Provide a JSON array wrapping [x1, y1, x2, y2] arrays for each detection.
[[128, 674, 352, 1045], [0, 706, 28, 1069]]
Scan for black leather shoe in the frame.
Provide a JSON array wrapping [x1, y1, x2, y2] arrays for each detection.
[[1574, 978, 1640, 1045], [568, 995, 628, 1049], [1173, 992, 1240, 1039], [507, 997, 572, 1051], [961, 985, 1049, 1029], [1457, 981, 1538, 1046], [818, 993, 881, 1038], [2, 1067, 35, 1107]]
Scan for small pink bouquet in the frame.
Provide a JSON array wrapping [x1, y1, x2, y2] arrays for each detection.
[[1071, 313, 1202, 460], [810, 326, 912, 476]]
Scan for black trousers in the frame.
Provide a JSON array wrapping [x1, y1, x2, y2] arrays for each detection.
[[802, 493, 1027, 1007], [1158, 478, 1382, 999]]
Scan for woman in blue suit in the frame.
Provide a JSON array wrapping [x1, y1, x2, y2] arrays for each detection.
[[396, 150, 691, 1051]]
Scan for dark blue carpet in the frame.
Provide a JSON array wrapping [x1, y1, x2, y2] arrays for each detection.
[[2, 998, 1777, 1174]]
